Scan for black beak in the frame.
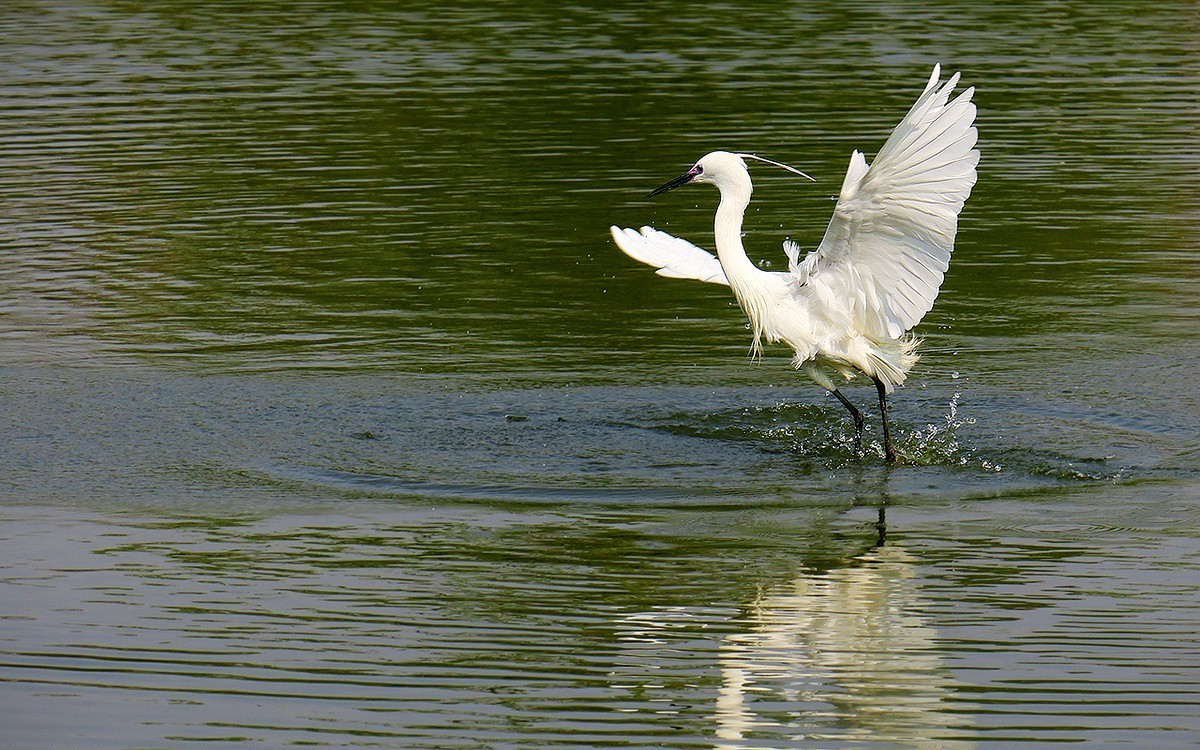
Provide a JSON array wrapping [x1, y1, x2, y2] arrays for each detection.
[[647, 166, 701, 198]]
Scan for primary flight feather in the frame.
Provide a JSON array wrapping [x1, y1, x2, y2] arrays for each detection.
[[609, 65, 979, 462]]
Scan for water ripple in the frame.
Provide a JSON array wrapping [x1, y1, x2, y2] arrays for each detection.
[[2, 1, 1199, 747]]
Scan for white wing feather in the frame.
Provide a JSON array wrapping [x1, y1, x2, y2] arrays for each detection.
[[784, 239, 820, 285], [810, 64, 979, 339], [610, 225, 729, 285]]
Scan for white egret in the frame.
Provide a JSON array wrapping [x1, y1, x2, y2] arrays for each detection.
[[611, 64, 978, 462]]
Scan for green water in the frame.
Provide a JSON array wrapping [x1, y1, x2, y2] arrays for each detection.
[[2, 1, 1198, 747]]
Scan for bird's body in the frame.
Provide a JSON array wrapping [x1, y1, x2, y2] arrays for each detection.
[[611, 66, 978, 461]]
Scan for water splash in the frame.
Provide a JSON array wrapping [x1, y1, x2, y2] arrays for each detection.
[[654, 391, 1128, 481], [898, 392, 1001, 472], [655, 396, 993, 470]]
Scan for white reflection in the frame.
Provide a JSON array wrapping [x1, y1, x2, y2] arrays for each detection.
[[715, 535, 975, 749]]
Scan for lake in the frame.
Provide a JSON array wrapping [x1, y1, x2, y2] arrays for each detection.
[[2, 1, 1198, 747]]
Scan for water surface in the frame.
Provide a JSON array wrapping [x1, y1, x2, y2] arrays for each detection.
[[2, 1, 1198, 747]]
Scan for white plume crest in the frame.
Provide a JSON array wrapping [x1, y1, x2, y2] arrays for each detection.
[[735, 153, 816, 182]]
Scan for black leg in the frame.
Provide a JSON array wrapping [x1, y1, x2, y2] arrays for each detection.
[[873, 378, 898, 463], [830, 388, 865, 454]]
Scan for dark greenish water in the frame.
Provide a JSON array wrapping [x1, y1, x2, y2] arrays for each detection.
[[2, 1, 1198, 748]]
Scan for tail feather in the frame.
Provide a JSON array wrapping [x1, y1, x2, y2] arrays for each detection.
[[868, 335, 921, 393]]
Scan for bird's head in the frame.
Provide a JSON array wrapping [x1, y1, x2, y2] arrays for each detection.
[[647, 151, 814, 198], [647, 151, 746, 197]]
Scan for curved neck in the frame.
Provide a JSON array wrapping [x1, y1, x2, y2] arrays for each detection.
[[712, 178, 772, 357], [713, 182, 763, 288]]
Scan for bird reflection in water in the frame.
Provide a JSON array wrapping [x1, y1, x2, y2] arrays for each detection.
[[714, 500, 975, 749]]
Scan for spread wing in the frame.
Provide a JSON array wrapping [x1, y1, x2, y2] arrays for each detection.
[[610, 225, 729, 285], [808, 64, 979, 339]]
